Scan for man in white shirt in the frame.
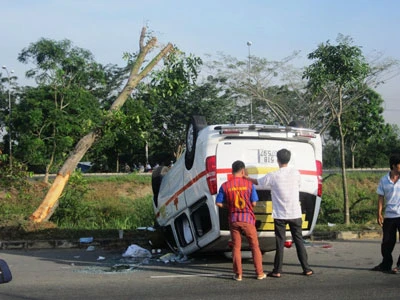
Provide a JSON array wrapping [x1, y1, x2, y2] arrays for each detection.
[[371, 153, 400, 273], [248, 148, 313, 278]]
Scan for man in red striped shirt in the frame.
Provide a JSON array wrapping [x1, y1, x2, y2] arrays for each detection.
[[216, 160, 266, 281]]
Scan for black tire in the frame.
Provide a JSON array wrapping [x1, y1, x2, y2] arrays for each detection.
[[289, 120, 306, 128], [185, 115, 207, 170], [151, 166, 169, 208]]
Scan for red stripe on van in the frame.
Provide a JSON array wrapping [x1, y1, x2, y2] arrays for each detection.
[[155, 168, 317, 219], [217, 168, 232, 174], [299, 170, 318, 176], [166, 170, 208, 207], [156, 170, 209, 219]]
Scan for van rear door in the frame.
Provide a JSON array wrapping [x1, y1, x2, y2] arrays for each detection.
[[216, 138, 319, 233], [216, 138, 317, 180]]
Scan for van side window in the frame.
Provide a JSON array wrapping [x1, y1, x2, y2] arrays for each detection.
[[174, 214, 194, 247], [191, 202, 212, 237]]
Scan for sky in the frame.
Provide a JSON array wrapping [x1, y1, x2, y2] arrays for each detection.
[[1, 0, 399, 126]]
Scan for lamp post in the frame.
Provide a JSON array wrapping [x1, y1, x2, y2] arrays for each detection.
[[246, 41, 252, 123], [2, 65, 14, 169]]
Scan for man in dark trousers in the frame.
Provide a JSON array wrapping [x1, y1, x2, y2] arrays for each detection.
[[372, 153, 400, 273], [248, 148, 313, 278]]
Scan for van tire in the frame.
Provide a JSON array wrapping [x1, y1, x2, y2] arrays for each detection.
[[151, 166, 169, 207], [289, 120, 306, 128], [185, 116, 207, 170]]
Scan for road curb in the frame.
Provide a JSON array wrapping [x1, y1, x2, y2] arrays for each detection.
[[311, 230, 382, 241], [0, 230, 383, 250], [0, 237, 152, 250]]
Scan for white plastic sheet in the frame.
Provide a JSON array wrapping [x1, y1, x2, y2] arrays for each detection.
[[122, 244, 152, 258]]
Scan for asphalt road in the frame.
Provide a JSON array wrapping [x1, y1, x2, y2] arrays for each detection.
[[0, 239, 399, 300]]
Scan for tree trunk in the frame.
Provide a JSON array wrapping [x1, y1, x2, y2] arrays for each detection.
[[350, 142, 356, 169], [338, 116, 350, 225], [30, 27, 174, 223]]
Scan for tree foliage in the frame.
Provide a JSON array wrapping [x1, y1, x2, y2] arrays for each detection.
[[141, 51, 203, 161], [329, 88, 386, 168], [13, 85, 102, 174], [16, 38, 115, 181], [204, 52, 300, 124]]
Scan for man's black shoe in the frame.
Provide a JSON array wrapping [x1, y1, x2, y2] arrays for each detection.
[[371, 265, 391, 272]]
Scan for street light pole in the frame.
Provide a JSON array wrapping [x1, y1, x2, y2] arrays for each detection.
[[247, 41, 252, 123], [2, 65, 14, 169]]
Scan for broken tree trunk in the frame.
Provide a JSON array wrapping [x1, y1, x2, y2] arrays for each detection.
[[30, 27, 174, 223]]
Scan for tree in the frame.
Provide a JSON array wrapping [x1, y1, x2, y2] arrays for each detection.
[[141, 51, 203, 161], [0, 74, 7, 147], [17, 38, 114, 181], [329, 88, 385, 168], [0, 70, 18, 167], [88, 98, 153, 172], [189, 75, 237, 124], [14, 85, 102, 175], [357, 124, 400, 167], [303, 35, 370, 225], [204, 52, 300, 125], [30, 27, 174, 223]]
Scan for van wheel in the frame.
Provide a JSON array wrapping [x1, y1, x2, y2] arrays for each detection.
[[288, 120, 306, 128], [151, 166, 169, 207], [185, 116, 207, 170]]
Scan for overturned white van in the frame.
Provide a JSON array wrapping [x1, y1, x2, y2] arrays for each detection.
[[152, 116, 323, 255]]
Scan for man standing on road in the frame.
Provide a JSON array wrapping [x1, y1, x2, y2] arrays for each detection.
[[248, 148, 313, 278], [216, 160, 266, 281], [372, 153, 400, 273]]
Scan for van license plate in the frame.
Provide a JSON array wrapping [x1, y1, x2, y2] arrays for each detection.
[[258, 149, 277, 163]]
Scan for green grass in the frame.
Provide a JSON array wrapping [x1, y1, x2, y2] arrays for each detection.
[[0, 172, 155, 239], [319, 171, 385, 225], [0, 169, 386, 239]]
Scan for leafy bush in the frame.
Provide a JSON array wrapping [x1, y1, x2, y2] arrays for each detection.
[[50, 172, 96, 227]]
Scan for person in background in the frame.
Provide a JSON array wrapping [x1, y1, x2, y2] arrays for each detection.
[[138, 163, 144, 173], [372, 153, 400, 273], [216, 160, 266, 281], [145, 162, 152, 172], [248, 148, 313, 278]]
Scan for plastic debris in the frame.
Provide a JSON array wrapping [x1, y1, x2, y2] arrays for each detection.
[[86, 245, 95, 251], [122, 244, 152, 258], [159, 252, 190, 263], [97, 256, 106, 261], [137, 226, 156, 232], [159, 253, 176, 263], [79, 237, 94, 243]]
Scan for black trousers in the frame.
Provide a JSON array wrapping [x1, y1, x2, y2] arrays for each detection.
[[273, 218, 311, 273], [380, 217, 400, 270]]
